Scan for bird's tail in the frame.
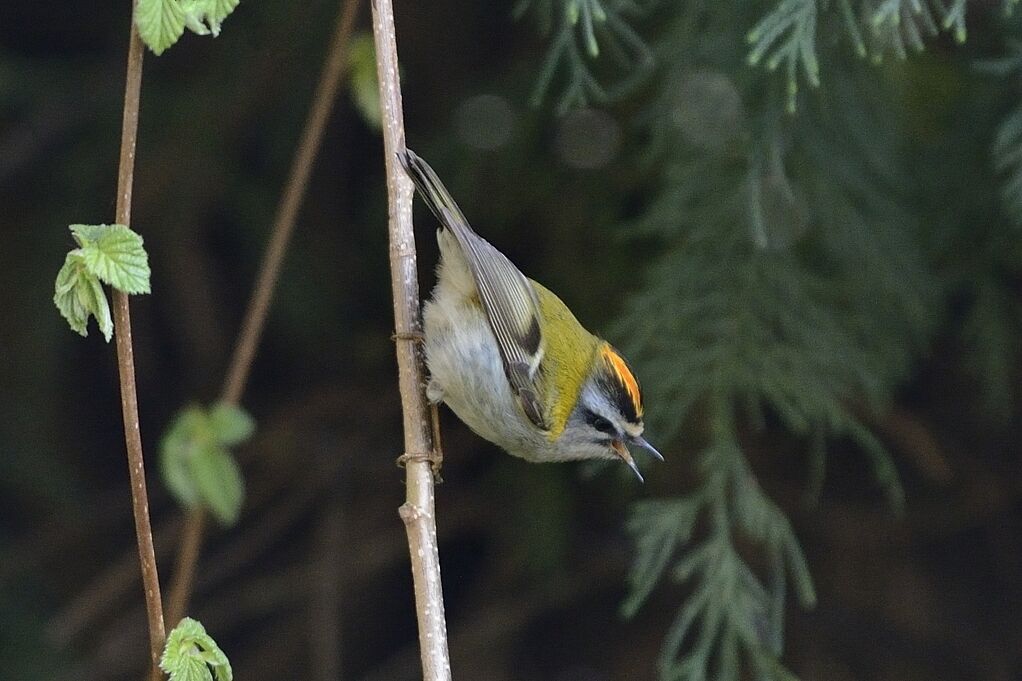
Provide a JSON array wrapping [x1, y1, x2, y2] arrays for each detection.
[[398, 149, 476, 241]]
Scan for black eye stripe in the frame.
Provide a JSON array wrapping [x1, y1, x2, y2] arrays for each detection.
[[584, 410, 616, 434]]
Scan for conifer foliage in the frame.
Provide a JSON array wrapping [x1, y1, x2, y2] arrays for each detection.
[[521, 1, 1022, 678]]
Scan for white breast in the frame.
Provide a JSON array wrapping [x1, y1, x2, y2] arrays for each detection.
[[423, 231, 550, 461]]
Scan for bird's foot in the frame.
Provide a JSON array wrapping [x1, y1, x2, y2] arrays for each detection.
[[396, 402, 444, 482], [391, 330, 425, 343], [426, 378, 444, 404]]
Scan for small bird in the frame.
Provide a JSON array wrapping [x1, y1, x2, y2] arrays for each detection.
[[399, 150, 662, 481]]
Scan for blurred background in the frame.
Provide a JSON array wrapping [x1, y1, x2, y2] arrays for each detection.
[[2, 0, 1021, 679]]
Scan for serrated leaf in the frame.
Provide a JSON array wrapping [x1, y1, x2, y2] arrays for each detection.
[[208, 402, 254, 446], [70, 223, 107, 247], [73, 224, 151, 295], [136, 0, 187, 55], [160, 617, 233, 681], [53, 251, 114, 342], [209, 0, 240, 35], [192, 446, 244, 526], [180, 0, 239, 37], [166, 655, 212, 681], [54, 253, 91, 337], [348, 33, 382, 130], [180, 0, 214, 35]]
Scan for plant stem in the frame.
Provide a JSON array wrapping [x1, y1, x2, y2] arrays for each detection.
[[162, 0, 363, 629], [112, 6, 167, 674], [163, 508, 205, 629], [369, 0, 452, 678], [220, 0, 362, 408]]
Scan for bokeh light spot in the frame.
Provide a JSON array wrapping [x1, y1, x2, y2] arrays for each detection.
[[555, 108, 621, 169], [454, 94, 516, 150], [670, 70, 746, 152]]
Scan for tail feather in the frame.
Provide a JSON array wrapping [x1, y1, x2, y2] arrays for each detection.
[[398, 150, 475, 242]]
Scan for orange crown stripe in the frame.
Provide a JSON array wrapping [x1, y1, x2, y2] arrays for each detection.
[[602, 345, 643, 417]]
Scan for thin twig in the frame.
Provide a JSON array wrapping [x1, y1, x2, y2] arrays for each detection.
[[221, 0, 362, 407], [162, 0, 363, 629], [369, 0, 452, 678], [111, 4, 166, 674], [163, 509, 206, 629]]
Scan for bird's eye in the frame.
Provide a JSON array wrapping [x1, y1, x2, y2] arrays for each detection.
[[587, 412, 615, 434]]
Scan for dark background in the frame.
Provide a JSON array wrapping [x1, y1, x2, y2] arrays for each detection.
[[1, 1, 1021, 680]]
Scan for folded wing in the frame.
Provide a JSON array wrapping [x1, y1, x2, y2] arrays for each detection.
[[399, 150, 548, 430]]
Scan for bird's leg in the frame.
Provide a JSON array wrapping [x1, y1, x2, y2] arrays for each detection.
[[394, 402, 444, 482], [392, 329, 444, 481], [428, 401, 444, 481]]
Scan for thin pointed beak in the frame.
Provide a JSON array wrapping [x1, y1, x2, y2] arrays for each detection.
[[634, 436, 664, 461], [612, 440, 645, 483]]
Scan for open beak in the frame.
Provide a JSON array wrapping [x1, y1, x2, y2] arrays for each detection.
[[612, 436, 664, 483], [612, 440, 644, 483], [633, 436, 664, 461]]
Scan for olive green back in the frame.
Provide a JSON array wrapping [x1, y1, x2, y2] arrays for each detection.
[[531, 280, 601, 438]]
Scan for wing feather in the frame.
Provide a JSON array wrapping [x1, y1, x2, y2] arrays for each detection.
[[400, 150, 548, 429]]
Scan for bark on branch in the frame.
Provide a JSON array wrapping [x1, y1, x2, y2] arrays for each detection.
[[113, 5, 167, 675], [369, 0, 453, 677]]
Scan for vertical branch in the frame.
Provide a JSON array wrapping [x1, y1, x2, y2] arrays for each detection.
[[162, 0, 363, 630], [112, 5, 167, 673], [369, 0, 452, 679]]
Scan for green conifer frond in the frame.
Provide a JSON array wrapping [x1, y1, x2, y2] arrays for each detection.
[[622, 499, 701, 617], [747, 0, 821, 112], [943, 0, 968, 41], [746, 0, 975, 111], [515, 3, 1017, 680], [629, 435, 813, 681], [865, 0, 940, 62], [516, 0, 654, 112], [617, 62, 936, 678]]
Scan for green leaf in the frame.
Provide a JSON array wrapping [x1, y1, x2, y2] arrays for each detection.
[[69, 224, 107, 246], [160, 407, 208, 509], [348, 33, 381, 130], [160, 617, 233, 681], [208, 402, 255, 446], [208, 0, 240, 35], [72, 224, 151, 295], [192, 447, 244, 526], [136, 0, 187, 55], [160, 404, 251, 526], [136, 0, 238, 53], [53, 251, 114, 342], [180, 0, 240, 37], [180, 0, 213, 35]]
